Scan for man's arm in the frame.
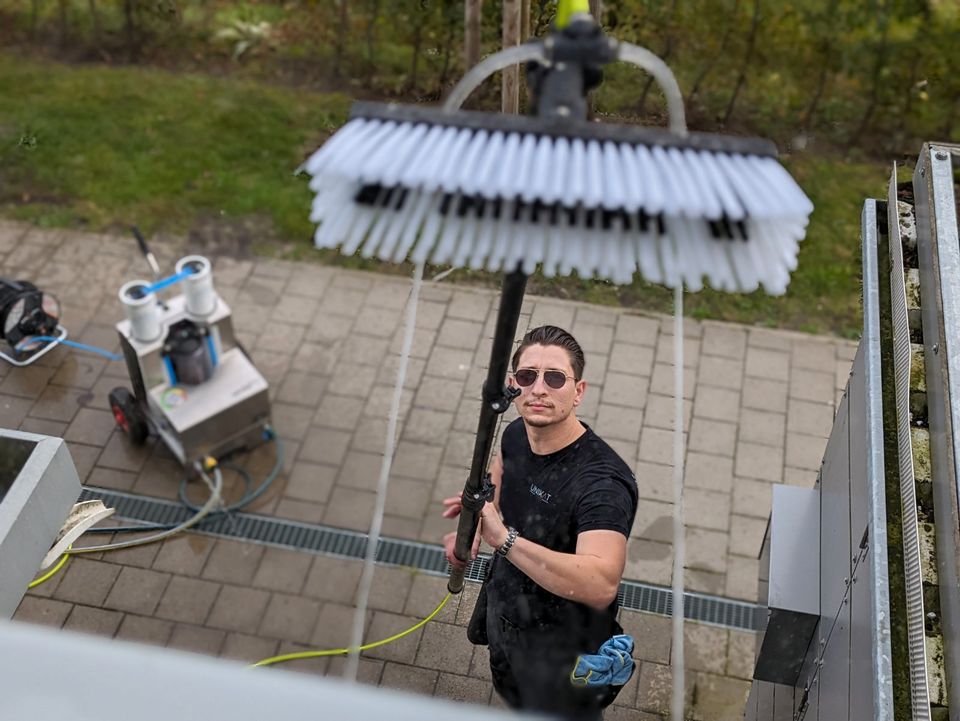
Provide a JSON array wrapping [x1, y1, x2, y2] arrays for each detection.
[[479, 502, 626, 611]]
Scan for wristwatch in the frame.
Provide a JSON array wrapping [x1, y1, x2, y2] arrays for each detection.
[[497, 527, 519, 557]]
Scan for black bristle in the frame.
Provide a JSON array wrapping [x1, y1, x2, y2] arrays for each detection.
[[637, 211, 649, 233], [531, 200, 547, 224], [439, 193, 454, 216], [601, 209, 619, 231], [585, 208, 598, 230], [718, 217, 735, 240], [354, 184, 382, 206], [734, 219, 749, 241]]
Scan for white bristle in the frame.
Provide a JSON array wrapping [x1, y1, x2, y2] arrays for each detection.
[[432, 204, 463, 265], [510, 134, 539, 200], [469, 203, 497, 270], [673, 219, 702, 292], [635, 230, 660, 285], [376, 192, 419, 261], [544, 137, 570, 205], [380, 124, 429, 188], [359, 206, 392, 258], [469, 131, 504, 198], [391, 192, 435, 263], [584, 140, 604, 209], [601, 222, 620, 281], [305, 115, 813, 295], [697, 150, 746, 221], [601, 142, 626, 211], [527, 136, 555, 204], [566, 139, 586, 207], [342, 203, 378, 256]]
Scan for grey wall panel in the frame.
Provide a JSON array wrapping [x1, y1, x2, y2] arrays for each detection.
[[769, 486, 820, 614], [773, 683, 796, 721], [795, 624, 821, 720], [803, 671, 820, 721], [820, 394, 852, 639], [818, 594, 852, 721], [848, 343, 869, 548], [755, 681, 773, 720], [745, 682, 759, 721], [848, 545, 874, 721]]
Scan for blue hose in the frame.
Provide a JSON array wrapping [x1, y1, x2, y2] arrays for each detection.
[[142, 266, 195, 295], [18, 336, 122, 361]]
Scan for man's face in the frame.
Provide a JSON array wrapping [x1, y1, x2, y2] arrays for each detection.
[[510, 344, 586, 428]]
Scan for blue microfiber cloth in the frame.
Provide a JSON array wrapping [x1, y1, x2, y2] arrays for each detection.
[[570, 634, 635, 687]]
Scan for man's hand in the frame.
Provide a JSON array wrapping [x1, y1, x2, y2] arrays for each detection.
[[443, 527, 483, 568], [478, 501, 509, 550], [441, 494, 482, 568], [441, 495, 463, 519]]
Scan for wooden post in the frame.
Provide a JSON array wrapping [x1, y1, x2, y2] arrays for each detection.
[[465, 0, 483, 70], [519, 0, 531, 109], [502, 0, 521, 114], [587, 0, 603, 118]]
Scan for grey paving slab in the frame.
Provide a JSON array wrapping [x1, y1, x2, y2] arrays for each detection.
[[103, 566, 171, 615], [155, 576, 221, 624], [63, 605, 124, 636], [168, 624, 227, 655]]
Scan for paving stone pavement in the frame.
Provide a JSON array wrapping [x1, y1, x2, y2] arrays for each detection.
[[3, 221, 858, 719]]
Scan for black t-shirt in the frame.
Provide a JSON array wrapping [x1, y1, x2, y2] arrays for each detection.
[[486, 418, 638, 652]]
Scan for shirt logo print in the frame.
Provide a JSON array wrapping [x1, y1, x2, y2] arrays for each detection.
[[530, 484, 552, 504]]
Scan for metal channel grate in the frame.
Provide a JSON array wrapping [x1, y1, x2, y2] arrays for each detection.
[[888, 173, 932, 719], [80, 486, 761, 631]]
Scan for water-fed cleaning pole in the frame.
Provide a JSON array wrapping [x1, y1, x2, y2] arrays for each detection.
[[447, 269, 526, 593], [446, 0, 600, 594]]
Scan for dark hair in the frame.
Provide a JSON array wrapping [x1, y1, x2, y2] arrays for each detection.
[[511, 325, 585, 380]]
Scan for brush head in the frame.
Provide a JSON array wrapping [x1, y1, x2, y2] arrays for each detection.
[[304, 102, 812, 295]]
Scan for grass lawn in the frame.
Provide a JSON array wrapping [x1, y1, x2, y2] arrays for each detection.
[[0, 52, 884, 337]]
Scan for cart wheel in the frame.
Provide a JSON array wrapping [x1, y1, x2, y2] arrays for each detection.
[[109, 387, 149, 446]]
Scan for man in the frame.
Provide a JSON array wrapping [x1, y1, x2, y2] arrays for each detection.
[[443, 325, 638, 718]]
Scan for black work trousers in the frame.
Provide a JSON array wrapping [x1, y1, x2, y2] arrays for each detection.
[[486, 611, 619, 720]]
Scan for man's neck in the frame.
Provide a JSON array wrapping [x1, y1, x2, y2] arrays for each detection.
[[525, 414, 587, 455]]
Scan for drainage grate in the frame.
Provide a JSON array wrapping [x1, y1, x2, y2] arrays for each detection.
[[80, 486, 761, 631]]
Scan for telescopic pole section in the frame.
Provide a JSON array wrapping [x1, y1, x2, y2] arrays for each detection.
[[447, 268, 528, 593]]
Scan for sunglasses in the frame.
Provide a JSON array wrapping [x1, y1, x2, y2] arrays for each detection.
[[513, 368, 577, 390]]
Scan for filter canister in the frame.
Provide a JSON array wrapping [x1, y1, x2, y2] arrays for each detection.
[[176, 255, 216, 317], [119, 280, 161, 342]]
